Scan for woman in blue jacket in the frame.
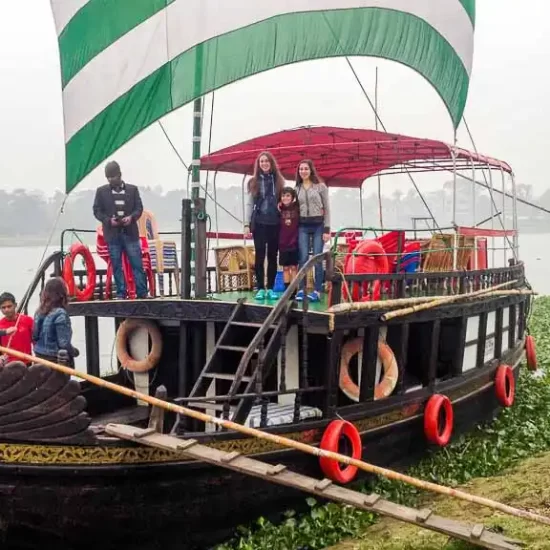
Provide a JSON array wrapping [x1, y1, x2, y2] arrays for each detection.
[[244, 152, 285, 301], [33, 277, 79, 366]]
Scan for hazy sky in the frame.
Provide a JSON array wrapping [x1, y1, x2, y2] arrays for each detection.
[[1, 1, 548, 196]]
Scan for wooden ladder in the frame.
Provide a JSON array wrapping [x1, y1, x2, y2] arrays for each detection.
[[106, 423, 522, 550]]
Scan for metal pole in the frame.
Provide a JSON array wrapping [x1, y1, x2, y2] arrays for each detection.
[[213, 171, 220, 247], [241, 174, 247, 246], [488, 166, 495, 268], [180, 199, 192, 299], [510, 173, 519, 261], [360, 187, 364, 226], [191, 39, 207, 297], [500, 167, 506, 266], [470, 158, 476, 229], [451, 137, 457, 226], [375, 66, 383, 228]]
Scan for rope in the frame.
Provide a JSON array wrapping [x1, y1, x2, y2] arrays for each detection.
[[158, 120, 242, 225]]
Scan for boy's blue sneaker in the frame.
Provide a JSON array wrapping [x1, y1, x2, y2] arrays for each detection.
[[295, 290, 304, 301], [254, 289, 266, 300]]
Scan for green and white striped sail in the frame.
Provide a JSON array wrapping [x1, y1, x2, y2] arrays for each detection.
[[51, 1, 476, 193]]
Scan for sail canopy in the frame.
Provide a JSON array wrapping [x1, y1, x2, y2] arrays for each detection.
[[51, 1, 476, 193], [200, 126, 512, 188]]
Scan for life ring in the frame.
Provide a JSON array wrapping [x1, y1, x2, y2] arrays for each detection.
[[424, 394, 453, 446], [525, 335, 537, 371], [339, 337, 398, 401], [62, 243, 97, 302], [319, 420, 362, 484], [116, 319, 162, 373], [495, 364, 515, 407], [342, 240, 389, 302]]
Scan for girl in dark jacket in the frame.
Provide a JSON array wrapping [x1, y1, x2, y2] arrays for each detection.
[[244, 151, 285, 301], [33, 277, 79, 366]]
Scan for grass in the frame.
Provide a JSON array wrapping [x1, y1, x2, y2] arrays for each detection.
[[216, 296, 550, 550], [328, 452, 550, 550]]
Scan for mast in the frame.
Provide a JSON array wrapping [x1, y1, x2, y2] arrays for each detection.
[[191, 44, 208, 298]]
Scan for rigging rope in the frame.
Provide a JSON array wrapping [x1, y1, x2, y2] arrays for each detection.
[[341, 55, 441, 233], [158, 120, 242, 225], [462, 117, 516, 253]]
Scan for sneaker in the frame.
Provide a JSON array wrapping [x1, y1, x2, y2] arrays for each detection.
[[295, 290, 304, 302], [266, 289, 279, 301], [254, 289, 266, 300], [307, 291, 321, 303]]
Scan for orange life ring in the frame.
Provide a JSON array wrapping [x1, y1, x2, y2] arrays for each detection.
[[339, 337, 398, 401], [319, 420, 362, 484], [116, 319, 162, 373], [343, 240, 390, 302], [495, 364, 515, 407], [62, 243, 97, 302], [525, 335, 537, 371], [424, 394, 453, 446]]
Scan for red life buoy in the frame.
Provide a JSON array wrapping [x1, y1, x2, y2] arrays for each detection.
[[62, 243, 97, 302], [495, 364, 515, 407], [319, 420, 362, 484], [525, 335, 537, 371], [342, 240, 390, 302], [424, 394, 453, 446]]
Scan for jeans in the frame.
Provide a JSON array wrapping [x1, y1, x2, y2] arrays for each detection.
[[298, 224, 324, 292], [108, 233, 148, 298], [253, 223, 279, 290]]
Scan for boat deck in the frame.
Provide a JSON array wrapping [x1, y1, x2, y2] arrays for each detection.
[[209, 290, 329, 312], [67, 292, 332, 329]]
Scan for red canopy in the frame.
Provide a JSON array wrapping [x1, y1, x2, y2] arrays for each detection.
[[200, 126, 512, 188]]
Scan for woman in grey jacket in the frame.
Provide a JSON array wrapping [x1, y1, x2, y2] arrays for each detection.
[[295, 160, 330, 302]]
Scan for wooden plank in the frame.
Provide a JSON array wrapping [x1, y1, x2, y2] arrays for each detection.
[[359, 326, 379, 401], [428, 320, 441, 391], [105, 424, 521, 550]]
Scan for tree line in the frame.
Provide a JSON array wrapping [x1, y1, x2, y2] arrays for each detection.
[[0, 181, 547, 242]]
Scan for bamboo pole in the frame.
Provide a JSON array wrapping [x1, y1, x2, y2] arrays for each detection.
[[0, 346, 548, 528], [328, 289, 535, 314], [381, 280, 518, 322]]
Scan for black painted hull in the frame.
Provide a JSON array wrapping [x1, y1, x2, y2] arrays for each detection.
[[0, 374, 509, 550]]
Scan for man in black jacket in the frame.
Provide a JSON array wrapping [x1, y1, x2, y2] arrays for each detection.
[[93, 161, 148, 299]]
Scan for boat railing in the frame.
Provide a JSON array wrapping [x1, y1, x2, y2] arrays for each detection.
[[18, 251, 63, 315], [329, 262, 525, 305]]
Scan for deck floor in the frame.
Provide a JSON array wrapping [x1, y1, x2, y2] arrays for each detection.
[[209, 290, 329, 313]]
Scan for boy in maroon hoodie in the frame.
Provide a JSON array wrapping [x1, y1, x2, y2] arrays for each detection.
[[278, 187, 300, 290]]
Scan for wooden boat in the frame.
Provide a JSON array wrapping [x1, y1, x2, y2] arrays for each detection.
[[0, 2, 535, 549]]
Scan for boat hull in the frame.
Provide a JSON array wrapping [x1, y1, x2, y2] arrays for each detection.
[[0, 362, 519, 550]]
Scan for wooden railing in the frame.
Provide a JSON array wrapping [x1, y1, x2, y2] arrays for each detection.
[[329, 262, 525, 305]]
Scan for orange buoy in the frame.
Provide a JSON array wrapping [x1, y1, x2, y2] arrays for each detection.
[[495, 364, 515, 407], [62, 243, 97, 302], [319, 420, 362, 484], [525, 335, 537, 371], [339, 337, 398, 402], [424, 394, 453, 446], [116, 319, 163, 373]]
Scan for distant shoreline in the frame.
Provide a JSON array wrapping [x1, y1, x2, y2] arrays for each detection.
[[0, 236, 94, 248]]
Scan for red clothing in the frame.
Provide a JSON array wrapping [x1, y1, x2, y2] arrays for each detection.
[[0, 314, 33, 363], [279, 203, 299, 251]]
